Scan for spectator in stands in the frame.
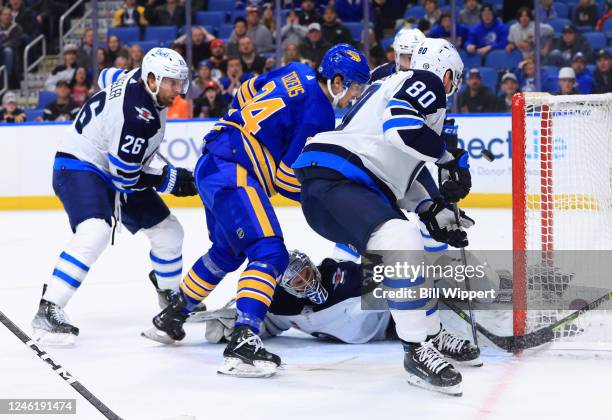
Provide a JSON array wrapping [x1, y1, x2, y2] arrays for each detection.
[[69, 67, 91, 106], [300, 23, 330, 68], [76, 29, 95, 70], [238, 36, 266, 75], [8, 0, 34, 37], [593, 49, 611, 93], [374, 0, 409, 32], [298, 0, 323, 26], [146, 0, 185, 28], [208, 39, 228, 80], [557, 67, 579, 95], [190, 60, 213, 99], [176, 26, 215, 68], [570, 52, 594, 94], [97, 47, 110, 72], [128, 44, 144, 70], [498, 72, 519, 112], [321, 5, 353, 46], [419, 0, 442, 33], [506, 7, 553, 59], [167, 95, 189, 119], [0, 6, 23, 81], [459, 0, 482, 27], [282, 10, 308, 49], [114, 55, 129, 70], [516, 56, 544, 92], [465, 4, 508, 57], [364, 27, 386, 68], [246, 5, 275, 53], [113, 0, 148, 30], [281, 43, 309, 66], [227, 17, 248, 58], [459, 68, 501, 113], [45, 43, 78, 91], [573, 0, 599, 27], [428, 12, 470, 49], [547, 24, 593, 66], [262, 4, 276, 33], [220, 57, 252, 101], [335, 0, 370, 22], [0, 91, 25, 123], [43, 80, 80, 121], [595, 0, 612, 31], [194, 80, 229, 118], [535, 0, 557, 20], [385, 45, 395, 65], [106, 35, 129, 66]]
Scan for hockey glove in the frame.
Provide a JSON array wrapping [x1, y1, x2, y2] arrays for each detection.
[[436, 148, 471, 202], [417, 198, 474, 248], [157, 165, 198, 197], [441, 118, 458, 152]]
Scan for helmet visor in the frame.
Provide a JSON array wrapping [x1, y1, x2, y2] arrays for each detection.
[[160, 76, 190, 95]]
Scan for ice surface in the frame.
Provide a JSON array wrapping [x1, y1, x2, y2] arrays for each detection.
[[1, 208, 610, 420]]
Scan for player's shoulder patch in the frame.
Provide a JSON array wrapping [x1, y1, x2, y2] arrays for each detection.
[[122, 82, 161, 134], [392, 69, 447, 114]]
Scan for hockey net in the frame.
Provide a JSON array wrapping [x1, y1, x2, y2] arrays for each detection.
[[512, 92, 612, 349]]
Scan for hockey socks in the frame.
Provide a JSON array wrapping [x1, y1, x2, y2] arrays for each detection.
[[235, 262, 278, 334], [179, 256, 224, 311]]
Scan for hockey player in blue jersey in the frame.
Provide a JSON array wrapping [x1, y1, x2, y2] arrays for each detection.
[[30, 48, 197, 346], [143, 44, 371, 378], [293, 38, 478, 395]]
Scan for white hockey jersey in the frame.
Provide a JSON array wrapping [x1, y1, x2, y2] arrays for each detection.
[[58, 68, 167, 192], [293, 69, 449, 210]]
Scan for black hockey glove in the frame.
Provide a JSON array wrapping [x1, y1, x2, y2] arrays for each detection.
[[417, 198, 474, 248], [157, 165, 198, 197], [441, 118, 458, 152], [436, 148, 471, 202]]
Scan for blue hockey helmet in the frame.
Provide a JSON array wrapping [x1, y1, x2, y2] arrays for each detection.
[[318, 43, 370, 89]]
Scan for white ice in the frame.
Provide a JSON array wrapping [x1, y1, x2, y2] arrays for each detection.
[[1, 208, 610, 420]]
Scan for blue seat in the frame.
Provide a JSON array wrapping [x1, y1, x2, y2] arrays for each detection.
[[195, 11, 225, 28], [218, 24, 234, 39], [478, 67, 499, 92], [37, 91, 57, 109], [136, 40, 159, 52], [602, 18, 612, 33], [207, 0, 234, 12], [552, 2, 569, 19], [381, 36, 394, 50], [548, 18, 571, 34], [144, 26, 177, 42], [230, 9, 246, 22], [542, 65, 560, 77], [484, 49, 522, 70], [459, 50, 482, 69], [345, 22, 364, 41], [404, 5, 425, 19], [583, 32, 607, 50], [107, 27, 140, 44], [25, 109, 44, 121]]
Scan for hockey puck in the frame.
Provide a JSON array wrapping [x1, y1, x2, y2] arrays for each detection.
[[482, 149, 495, 162]]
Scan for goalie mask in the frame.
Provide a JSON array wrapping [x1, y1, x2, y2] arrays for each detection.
[[280, 250, 328, 305]]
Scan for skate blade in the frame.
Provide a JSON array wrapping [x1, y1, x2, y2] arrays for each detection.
[[217, 358, 277, 378], [32, 329, 76, 347], [405, 373, 462, 397], [141, 327, 178, 345], [458, 357, 483, 367]]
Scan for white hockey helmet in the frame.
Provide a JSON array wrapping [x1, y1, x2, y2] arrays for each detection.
[[410, 38, 464, 97], [141, 47, 190, 102], [393, 28, 425, 71]]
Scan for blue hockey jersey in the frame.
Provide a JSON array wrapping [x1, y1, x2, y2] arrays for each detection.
[[204, 62, 335, 201]]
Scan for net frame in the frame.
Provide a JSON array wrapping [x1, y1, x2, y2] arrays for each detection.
[[512, 92, 612, 349]]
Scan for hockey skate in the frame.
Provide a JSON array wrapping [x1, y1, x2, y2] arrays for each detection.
[[218, 326, 281, 378], [31, 299, 79, 347], [141, 291, 189, 345], [148, 271, 207, 313], [429, 326, 482, 367], [403, 341, 462, 396]]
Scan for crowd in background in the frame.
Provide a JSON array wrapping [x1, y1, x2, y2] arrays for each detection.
[[0, 0, 611, 122]]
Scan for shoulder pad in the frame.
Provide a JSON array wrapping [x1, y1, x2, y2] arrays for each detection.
[[392, 69, 447, 115]]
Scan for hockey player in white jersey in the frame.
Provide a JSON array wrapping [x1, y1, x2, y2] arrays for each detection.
[[293, 38, 477, 396], [31, 48, 197, 346]]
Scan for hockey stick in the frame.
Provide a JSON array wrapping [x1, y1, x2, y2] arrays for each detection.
[[0, 310, 123, 420], [441, 291, 612, 352], [451, 203, 479, 348]]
